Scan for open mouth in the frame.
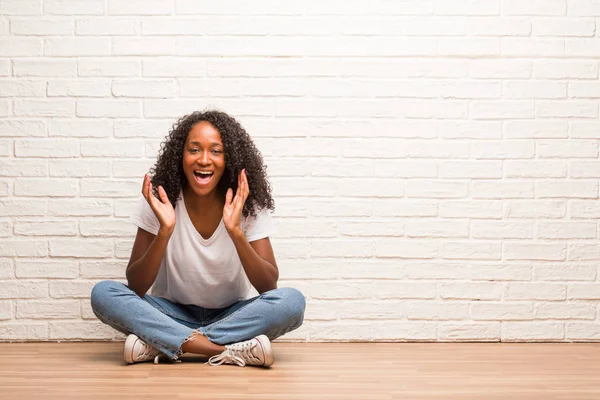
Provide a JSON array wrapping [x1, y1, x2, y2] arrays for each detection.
[[193, 170, 213, 185]]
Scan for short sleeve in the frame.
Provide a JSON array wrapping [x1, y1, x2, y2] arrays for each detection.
[[129, 196, 160, 235], [242, 209, 276, 242]]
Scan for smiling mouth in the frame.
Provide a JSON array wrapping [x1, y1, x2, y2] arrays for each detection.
[[193, 170, 214, 185]]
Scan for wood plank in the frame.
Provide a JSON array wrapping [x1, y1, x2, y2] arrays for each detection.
[[0, 342, 599, 399]]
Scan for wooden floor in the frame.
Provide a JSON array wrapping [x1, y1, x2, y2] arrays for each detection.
[[1, 342, 599, 400]]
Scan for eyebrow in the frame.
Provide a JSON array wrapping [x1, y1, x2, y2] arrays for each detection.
[[188, 141, 223, 147]]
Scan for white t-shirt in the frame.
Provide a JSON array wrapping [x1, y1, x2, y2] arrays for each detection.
[[129, 192, 276, 309]]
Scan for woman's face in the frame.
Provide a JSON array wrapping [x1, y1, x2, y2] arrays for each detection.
[[182, 121, 226, 198]]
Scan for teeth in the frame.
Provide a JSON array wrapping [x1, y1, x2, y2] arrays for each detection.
[[195, 171, 212, 175]]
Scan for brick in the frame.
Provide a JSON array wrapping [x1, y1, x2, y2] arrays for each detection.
[[273, 178, 336, 198], [405, 220, 469, 238], [47, 80, 111, 97], [569, 0, 600, 16], [113, 38, 175, 56], [44, 1, 104, 15], [49, 239, 112, 257], [505, 242, 566, 261], [535, 302, 596, 319], [78, 58, 140, 77], [49, 321, 116, 340], [77, 100, 140, 118], [79, 219, 133, 237], [113, 120, 171, 138], [502, 322, 564, 341], [0, 240, 47, 257], [440, 241, 502, 260], [309, 200, 371, 217], [48, 199, 112, 216], [471, 101, 535, 119], [113, 160, 153, 178], [439, 282, 502, 300], [505, 283, 566, 300], [567, 323, 600, 340], [0, 259, 15, 279], [0, 301, 11, 320], [48, 120, 111, 138], [533, 60, 598, 79], [536, 180, 598, 198], [0, 160, 46, 177], [13, 59, 76, 77], [14, 178, 77, 197], [533, 263, 596, 281], [17, 300, 80, 319], [440, 200, 503, 219], [76, 18, 137, 35], [504, 161, 567, 178], [439, 161, 502, 178], [373, 199, 438, 217], [568, 283, 600, 299], [438, 323, 500, 341], [533, 18, 595, 36], [0, 80, 45, 97], [0, 323, 47, 340], [435, 0, 499, 16], [570, 200, 600, 218], [471, 180, 534, 199], [374, 160, 437, 178], [0, 120, 46, 138], [112, 79, 176, 98], [0, 200, 45, 216], [16, 259, 78, 278], [537, 101, 598, 118], [11, 18, 74, 35], [407, 301, 469, 320], [471, 302, 533, 320], [114, 199, 138, 217], [142, 58, 205, 77], [0, 38, 42, 56], [505, 81, 566, 99], [504, 121, 568, 139], [536, 222, 597, 239], [45, 37, 110, 56], [466, 18, 530, 36], [0, 280, 47, 299], [406, 180, 467, 198], [14, 221, 76, 236], [502, 38, 565, 57], [469, 60, 531, 79], [310, 240, 372, 258], [80, 261, 125, 279], [471, 221, 533, 239], [506, 200, 566, 219], [504, 0, 566, 15], [375, 239, 438, 259], [13, 100, 74, 117], [0, 1, 42, 15], [469, 263, 532, 281], [81, 140, 144, 158], [568, 244, 600, 261], [404, 263, 468, 280], [109, 0, 172, 15]]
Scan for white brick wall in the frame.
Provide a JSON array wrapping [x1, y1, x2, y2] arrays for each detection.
[[1, 0, 600, 343]]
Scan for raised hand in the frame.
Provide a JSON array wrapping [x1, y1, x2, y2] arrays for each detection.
[[142, 174, 175, 234], [223, 169, 249, 237]]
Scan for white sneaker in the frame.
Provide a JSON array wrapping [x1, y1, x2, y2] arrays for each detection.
[[207, 335, 274, 367], [124, 334, 163, 365]]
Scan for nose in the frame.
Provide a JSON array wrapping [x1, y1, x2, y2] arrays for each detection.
[[199, 150, 210, 165]]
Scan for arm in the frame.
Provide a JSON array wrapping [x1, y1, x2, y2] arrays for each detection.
[[230, 233, 278, 294], [223, 169, 279, 294], [125, 227, 172, 297], [126, 174, 175, 297]]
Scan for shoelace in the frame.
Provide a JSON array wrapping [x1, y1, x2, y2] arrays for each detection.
[[207, 340, 260, 367]]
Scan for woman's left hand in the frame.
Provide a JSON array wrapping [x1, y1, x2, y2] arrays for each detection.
[[223, 169, 249, 237]]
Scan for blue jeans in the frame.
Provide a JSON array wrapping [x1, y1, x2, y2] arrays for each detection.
[[90, 280, 306, 360]]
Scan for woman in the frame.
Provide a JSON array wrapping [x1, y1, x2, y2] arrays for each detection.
[[90, 110, 306, 367]]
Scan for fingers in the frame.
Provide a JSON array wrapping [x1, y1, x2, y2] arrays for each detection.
[[225, 187, 233, 206], [157, 185, 171, 205]]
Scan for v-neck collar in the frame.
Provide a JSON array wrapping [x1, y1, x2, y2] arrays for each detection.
[[180, 191, 225, 245]]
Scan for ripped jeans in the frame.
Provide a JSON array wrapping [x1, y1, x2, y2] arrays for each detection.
[[90, 280, 306, 360]]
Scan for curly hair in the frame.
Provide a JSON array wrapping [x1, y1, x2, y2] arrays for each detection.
[[148, 110, 274, 218]]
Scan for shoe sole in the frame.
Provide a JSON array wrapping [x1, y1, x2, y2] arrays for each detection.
[[255, 335, 274, 367], [123, 334, 139, 364]]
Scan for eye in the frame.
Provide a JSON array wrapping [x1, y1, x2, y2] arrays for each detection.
[[212, 149, 223, 155], [189, 148, 199, 154]]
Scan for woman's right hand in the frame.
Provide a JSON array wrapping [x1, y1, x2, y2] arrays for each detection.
[[142, 174, 175, 235]]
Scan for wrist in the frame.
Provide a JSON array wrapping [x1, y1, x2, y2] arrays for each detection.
[[227, 227, 244, 240], [158, 226, 174, 238]]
